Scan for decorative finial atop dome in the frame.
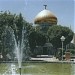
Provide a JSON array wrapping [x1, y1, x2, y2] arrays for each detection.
[[44, 5, 47, 9]]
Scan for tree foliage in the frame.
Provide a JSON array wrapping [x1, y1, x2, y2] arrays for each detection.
[[47, 25, 74, 48], [0, 11, 32, 59], [29, 30, 46, 53], [0, 11, 74, 59]]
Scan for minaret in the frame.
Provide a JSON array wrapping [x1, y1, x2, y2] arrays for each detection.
[[71, 32, 75, 44]]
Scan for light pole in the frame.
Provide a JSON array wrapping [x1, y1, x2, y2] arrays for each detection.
[[60, 36, 65, 61]]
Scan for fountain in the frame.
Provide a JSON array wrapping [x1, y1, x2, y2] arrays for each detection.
[[13, 26, 29, 75], [3, 25, 30, 75], [11, 64, 16, 75]]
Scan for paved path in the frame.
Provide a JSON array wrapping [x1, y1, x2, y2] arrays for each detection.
[[30, 57, 59, 62]]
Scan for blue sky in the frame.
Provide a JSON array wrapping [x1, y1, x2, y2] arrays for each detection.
[[0, 0, 75, 32]]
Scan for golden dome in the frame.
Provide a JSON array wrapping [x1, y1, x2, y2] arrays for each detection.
[[34, 9, 57, 24]]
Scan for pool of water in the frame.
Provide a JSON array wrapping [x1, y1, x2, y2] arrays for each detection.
[[0, 62, 75, 75]]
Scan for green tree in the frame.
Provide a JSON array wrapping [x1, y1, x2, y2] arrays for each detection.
[[47, 25, 74, 48], [29, 30, 46, 55], [0, 11, 32, 60], [67, 43, 75, 49], [0, 11, 16, 58]]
